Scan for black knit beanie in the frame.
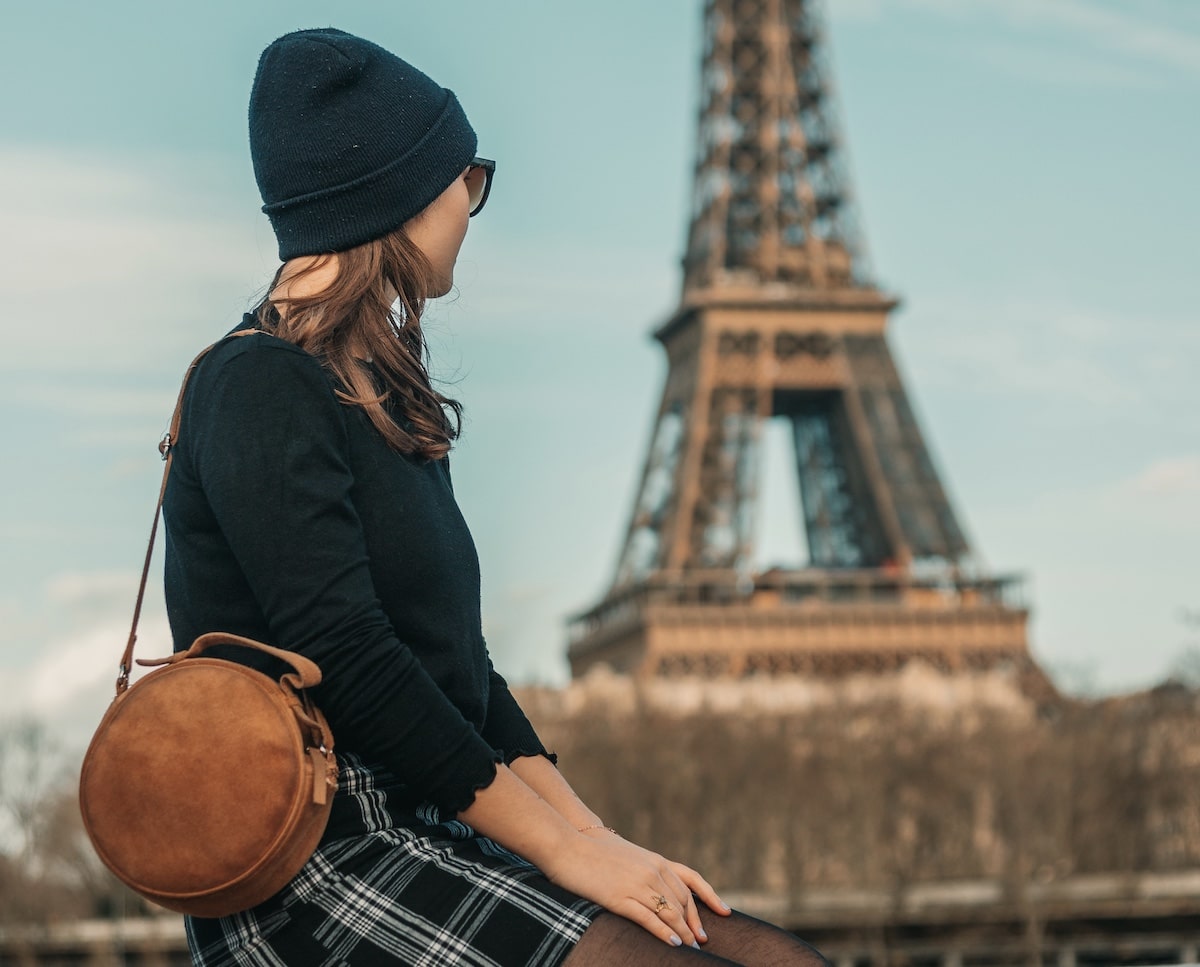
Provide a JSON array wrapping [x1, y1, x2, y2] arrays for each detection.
[[249, 27, 477, 260]]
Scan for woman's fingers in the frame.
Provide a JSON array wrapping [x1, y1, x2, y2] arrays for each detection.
[[661, 866, 706, 943], [686, 892, 700, 945], [670, 861, 732, 917], [652, 886, 700, 949], [663, 866, 692, 910], [620, 897, 689, 948]]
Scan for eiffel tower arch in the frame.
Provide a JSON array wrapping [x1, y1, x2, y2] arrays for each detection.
[[568, 0, 1046, 688]]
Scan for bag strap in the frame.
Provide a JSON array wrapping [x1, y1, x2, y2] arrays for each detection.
[[116, 329, 259, 695], [138, 631, 324, 690]]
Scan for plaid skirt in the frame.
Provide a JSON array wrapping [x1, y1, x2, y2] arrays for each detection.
[[185, 753, 601, 966]]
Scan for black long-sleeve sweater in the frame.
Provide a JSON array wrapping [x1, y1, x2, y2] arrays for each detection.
[[162, 321, 550, 814]]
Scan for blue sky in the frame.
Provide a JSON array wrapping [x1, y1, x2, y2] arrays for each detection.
[[2, 0, 1197, 747]]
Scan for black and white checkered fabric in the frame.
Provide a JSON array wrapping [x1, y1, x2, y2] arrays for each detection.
[[186, 753, 601, 966]]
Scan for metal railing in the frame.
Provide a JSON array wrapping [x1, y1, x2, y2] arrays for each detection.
[[569, 567, 1028, 648]]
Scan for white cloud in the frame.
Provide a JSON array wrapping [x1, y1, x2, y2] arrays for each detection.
[[44, 570, 139, 604], [974, 452, 1199, 693], [1030, 455, 1200, 540], [1, 564, 170, 734], [897, 296, 1195, 410], [828, 0, 885, 24], [900, 308, 1119, 405], [835, 0, 1200, 82], [21, 622, 125, 715], [0, 145, 277, 541], [992, 0, 1200, 76], [0, 380, 176, 420], [17, 614, 171, 718], [1111, 455, 1200, 501], [0, 144, 273, 377], [973, 42, 1163, 89]]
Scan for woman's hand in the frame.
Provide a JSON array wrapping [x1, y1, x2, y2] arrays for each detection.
[[540, 829, 731, 948], [454, 764, 729, 947]]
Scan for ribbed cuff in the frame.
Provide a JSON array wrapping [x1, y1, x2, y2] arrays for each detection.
[[500, 748, 558, 768]]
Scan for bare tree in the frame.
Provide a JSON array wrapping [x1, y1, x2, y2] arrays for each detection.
[[0, 717, 149, 923], [529, 679, 1200, 897]]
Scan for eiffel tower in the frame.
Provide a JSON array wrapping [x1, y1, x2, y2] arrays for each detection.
[[568, 0, 1043, 685]]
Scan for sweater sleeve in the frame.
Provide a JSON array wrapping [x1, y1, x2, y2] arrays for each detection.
[[183, 341, 501, 813], [434, 457, 557, 767], [480, 655, 558, 766]]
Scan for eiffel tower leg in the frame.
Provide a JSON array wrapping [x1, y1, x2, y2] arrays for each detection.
[[838, 370, 910, 568], [692, 384, 762, 572], [615, 392, 680, 587]]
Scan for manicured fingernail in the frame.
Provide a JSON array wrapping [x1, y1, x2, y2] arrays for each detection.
[[692, 941, 702, 949], [698, 929, 708, 941], [721, 901, 731, 912], [670, 934, 683, 946]]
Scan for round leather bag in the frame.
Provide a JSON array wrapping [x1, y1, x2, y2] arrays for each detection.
[[79, 632, 338, 918]]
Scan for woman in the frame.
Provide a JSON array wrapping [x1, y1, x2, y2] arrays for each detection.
[[165, 26, 830, 966]]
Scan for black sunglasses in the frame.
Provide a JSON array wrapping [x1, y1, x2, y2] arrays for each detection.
[[465, 157, 495, 217]]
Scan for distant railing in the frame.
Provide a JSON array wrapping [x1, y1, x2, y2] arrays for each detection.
[[5, 870, 1197, 967], [739, 868, 1200, 967], [0, 915, 188, 966]]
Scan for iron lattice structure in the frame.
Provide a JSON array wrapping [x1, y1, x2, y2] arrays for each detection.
[[569, 0, 1044, 689], [682, 0, 871, 294]]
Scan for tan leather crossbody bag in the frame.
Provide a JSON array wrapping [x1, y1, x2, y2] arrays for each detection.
[[78, 331, 339, 917]]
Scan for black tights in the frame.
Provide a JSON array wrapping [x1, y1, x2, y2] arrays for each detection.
[[562, 909, 830, 967]]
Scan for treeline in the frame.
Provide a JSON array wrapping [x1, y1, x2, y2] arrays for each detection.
[[4, 675, 1199, 922], [524, 677, 1200, 896], [0, 719, 149, 923]]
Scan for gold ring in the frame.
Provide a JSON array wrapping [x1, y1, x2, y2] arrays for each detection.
[[654, 894, 670, 913]]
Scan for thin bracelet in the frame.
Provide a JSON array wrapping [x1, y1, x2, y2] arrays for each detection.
[[577, 823, 617, 834]]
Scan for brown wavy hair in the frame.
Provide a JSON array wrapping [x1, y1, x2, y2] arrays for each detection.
[[253, 225, 461, 461]]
